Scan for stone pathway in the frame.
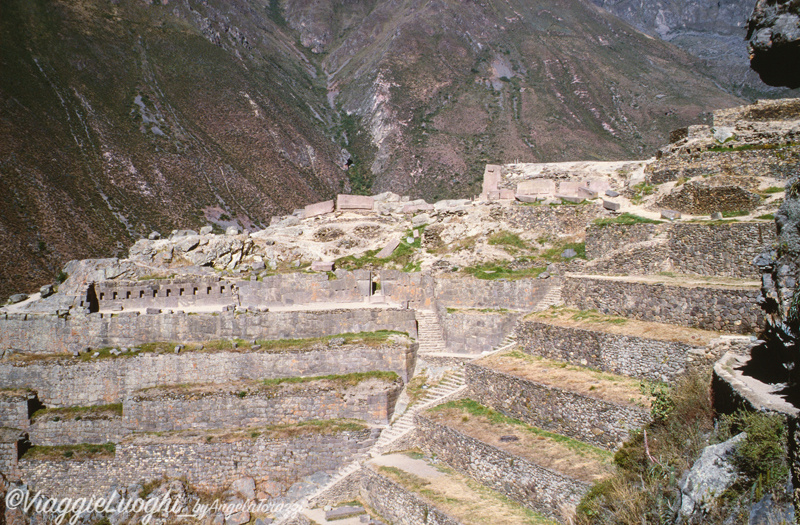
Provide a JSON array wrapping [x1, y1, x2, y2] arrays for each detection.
[[415, 309, 447, 353]]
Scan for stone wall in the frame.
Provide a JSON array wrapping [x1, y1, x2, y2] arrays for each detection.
[[0, 429, 24, 481], [20, 429, 377, 499], [645, 147, 800, 184], [0, 391, 31, 429], [0, 342, 416, 407], [0, 308, 417, 355], [585, 222, 776, 279], [358, 467, 462, 525], [434, 275, 554, 311], [440, 310, 521, 354], [237, 271, 370, 308], [123, 377, 403, 431], [562, 276, 764, 334], [585, 223, 663, 260], [656, 182, 762, 215], [415, 414, 588, 518], [494, 203, 608, 237], [516, 320, 708, 382], [465, 362, 651, 450]]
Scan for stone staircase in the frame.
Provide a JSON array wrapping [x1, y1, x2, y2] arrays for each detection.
[[534, 283, 563, 311], [370, 369, 465, 455], [414, 309, 447, 354]]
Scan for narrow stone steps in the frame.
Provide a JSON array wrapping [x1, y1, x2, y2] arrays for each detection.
[[534, 284, 563, 311], [415, 309, 448, 354]]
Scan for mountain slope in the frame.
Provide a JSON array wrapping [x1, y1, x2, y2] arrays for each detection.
[[0, 0, 348, 299], [0, 0, 745, 300], [283, 0, 743, 199]]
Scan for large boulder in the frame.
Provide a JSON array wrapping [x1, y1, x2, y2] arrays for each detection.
[[747, 0, 800, 88], [678, 433, 746, 521]]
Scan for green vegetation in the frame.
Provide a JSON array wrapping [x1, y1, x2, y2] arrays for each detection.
[[55, 271, 68, 284], [593, 213, 662, 227], [336, 227, 425, 272], [707, 142, 800, 153], [462, 262, 546, 280], [261, 370, 398, 388], [77, 331, 405, 361], [756, 214, 775, 221], [541, 241, 586, 262], [488, 231, 529, 250], [576, 371, 790, 524], [31, 403, 123, 421], [721, 210, 749, 218], [761, 186, 785, 194], [432, 399, 613, 461], [630, 182, 656, 205], [24, 443, 116, 460]]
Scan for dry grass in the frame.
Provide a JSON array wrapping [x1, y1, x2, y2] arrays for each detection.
[[478, 351, 651, 408]]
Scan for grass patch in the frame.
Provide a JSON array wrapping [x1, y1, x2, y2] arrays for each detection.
[[761, 186, 785, 194], [593, 213, 662, 227], [432, 399, 613, 461], [756, 213, 775, 220], [261, 370, 398, 388], [31, 404, 123, 421], [707, 142, 800, 153], [488, 231, 528, 249], [721, 210, 749, 218], [630, 182, 656, 205], [569, 309, 628, 325], [462, 262, 546, 280], [23, 443, 116, 461], [541, 241, 586, 262], [336, 227, 425, 271]]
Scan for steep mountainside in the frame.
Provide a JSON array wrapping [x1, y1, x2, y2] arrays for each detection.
[[1, 0, 744, 300], [591, 0, 800, 98]]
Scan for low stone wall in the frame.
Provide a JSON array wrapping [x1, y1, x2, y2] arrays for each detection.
[[434, 275, 554, 311], [668, 222, 775, 280], [0, 428, 25, 480], [0, 391, 31, 429], [123, 377, 403, 431], [440, 310, 521, 354], [237, 271, 370, 308], [585, 222, 776, 280], [29, 416, 126, 446], [711, 352, 799, 418], [20, 428, 377, 499], [0, 342, 416, 407], [497, 203, 608, 237], [585, 223, 663, 260], [359, 467, 462, 525], [0, 308, 417, 355], [516, 320, 709, 382], [646, 147, 800, 184], [562, 276, 763, 334], [415, 414, 588, 518], [465, 362, 651, 450]]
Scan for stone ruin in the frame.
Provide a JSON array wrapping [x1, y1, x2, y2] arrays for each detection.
[[0, 99, 798, 524]]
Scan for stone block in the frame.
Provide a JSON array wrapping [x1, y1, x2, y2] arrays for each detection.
[[412, 214, 430, 226], [376, 239, 401, 259], [555, 194, 584, 204], [304, 200, 335, 219], [517, 179, 555, 196], [225, 226, 241, 236], [487, 190, 501, 200], [516, 195, 543, 203], [578, 186, 599, 199], [499, 189, 515, 200], [587, 179, 612, 193], [661, 209, 682, 220], [482, 164, 502, 195], [557, 181, 584, 196], [605, 190, 620, 198], [337, 194, 374, 211], [311, 261, 334, 272], [402, 202, 433, 214], [603, 200, 621, 211], [325, 507, 366, 521], [200, 226, 213, 235], [145, 308, 161, 314]]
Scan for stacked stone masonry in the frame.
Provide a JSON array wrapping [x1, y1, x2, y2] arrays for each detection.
[[30, 415, 126, 446], [646, 148, 800, 184], [465, 361, 651, 450], [563, 276, 764, 334], [0, 343, 416, 407], [0, 308, 417, 356], [440, 310, 522, 354], [415, 414, 589, 519], [585, 222, 776, 280], [515, 320, 709, 382], [0, 391, 32, 429], [124, 377, 403, 431], [358, 467, 462, 525], [19, 429, 378, 499]]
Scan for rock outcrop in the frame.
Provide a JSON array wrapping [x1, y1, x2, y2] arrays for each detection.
[[748, 0, 800, 88]]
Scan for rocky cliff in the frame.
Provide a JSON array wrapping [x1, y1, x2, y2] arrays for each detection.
[[747, 0, 800, 88]]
